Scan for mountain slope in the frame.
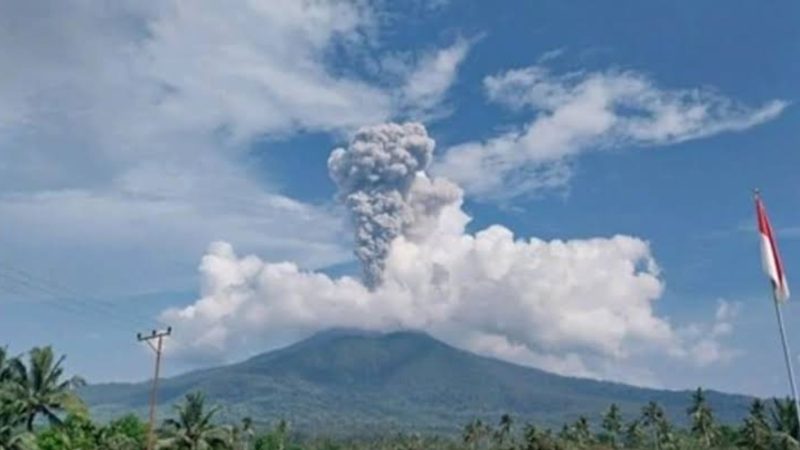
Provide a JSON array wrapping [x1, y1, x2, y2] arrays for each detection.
[[80, 330, 752, 434]]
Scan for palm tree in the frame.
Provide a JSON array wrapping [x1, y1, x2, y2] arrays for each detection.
[[523, 424, 563, 450], [739, 399, 771, 450], [557, 423, 573, 443], [572, 416, 593, 447], [0, 348, 15, 383], [771, 398, 800, 450], [158, 392, 229, 450], [773, 398, 800, 436], [493, 414, 513, 448], [688, 388, 718, 447], [0, 429, 36, 450], [462, 419, 489, 449], [624, 419, 646, 449], [600, 404, 623, 448], [641, 401, 663, 445], [273, 419, 288, 450], [0, 402, 37, 450], [230, 417, 254, 450], [5, 347, 85, 431], [641, 401, 675, 449]]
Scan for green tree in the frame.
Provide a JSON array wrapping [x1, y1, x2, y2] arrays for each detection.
[[158, 392, 230, 450], [0, 348, 17, 384], [556, 423, 572, 443], [35, 414, 96, 450], [493, 414, 513, 448], [571, 416, 593, 447], [462, 419, 490, 449], [229, 417, 255, 450], [772, 398, 800, 449], [98, 414, 147, 450], [599, 404, 623, 448], [738, 399, 771, 450], [523, 424, 563, 450], [5, 347, 85, 431], [623, 419, 646, 449], [0, 402, 37, 450], [773, 397, 800, 434], [641, 401, 663, 447], [716, 424, 740, 449], [688, 388, 718, 447], [254, 420, 290, 450], [641, 401, 675, 449]]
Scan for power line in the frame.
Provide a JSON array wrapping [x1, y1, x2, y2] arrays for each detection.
[[0, 274, 136, 330], [0, 262, 159, 324], [0, 271, 126, 327], [0, 263, 159, 330]]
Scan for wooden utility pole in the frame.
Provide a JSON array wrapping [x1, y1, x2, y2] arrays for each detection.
[[137, 327, 172, 450]]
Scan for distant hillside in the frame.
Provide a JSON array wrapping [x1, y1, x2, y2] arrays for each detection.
[[79, 329, 753, 435]]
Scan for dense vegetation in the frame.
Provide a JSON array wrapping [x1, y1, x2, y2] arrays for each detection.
[[2, 345, 800, 449]]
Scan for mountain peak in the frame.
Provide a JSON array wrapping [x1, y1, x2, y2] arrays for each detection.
[[236, 328, 454, 386], [268, 328, 448, 361], [81, 328, 753, 434], [307, 328, 438, 342]]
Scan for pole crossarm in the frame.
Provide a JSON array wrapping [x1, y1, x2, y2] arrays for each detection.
[[137, 328, 172, 343]]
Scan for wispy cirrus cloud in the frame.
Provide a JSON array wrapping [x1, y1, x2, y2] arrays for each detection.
[[435, 65, 787, 199], [397, 38, 472, 118]]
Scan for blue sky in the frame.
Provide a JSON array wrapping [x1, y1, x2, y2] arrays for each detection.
[[1, 0, 799, 397]]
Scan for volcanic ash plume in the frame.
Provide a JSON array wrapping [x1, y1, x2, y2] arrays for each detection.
[[328, 122, 460, 287]]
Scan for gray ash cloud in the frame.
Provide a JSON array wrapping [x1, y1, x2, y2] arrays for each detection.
[[328, 122, 460, 288]]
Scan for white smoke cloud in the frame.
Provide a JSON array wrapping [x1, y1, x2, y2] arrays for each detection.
[[436, 65, 787, 199], [162, 122, 736, 383]]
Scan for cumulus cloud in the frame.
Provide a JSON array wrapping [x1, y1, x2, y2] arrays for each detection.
[[435, 65, 787, 199], [163, 123, 735, 383]]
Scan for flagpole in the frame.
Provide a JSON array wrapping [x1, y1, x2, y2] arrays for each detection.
[[753, 188, 800, 440], [773, 293, 800, 435], [754, 189, 800, 434]]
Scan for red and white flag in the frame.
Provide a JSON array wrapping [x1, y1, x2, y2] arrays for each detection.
[[756, 193, 790, 302]]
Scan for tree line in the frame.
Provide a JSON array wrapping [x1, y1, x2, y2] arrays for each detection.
[[1, 345, 799, 449]]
